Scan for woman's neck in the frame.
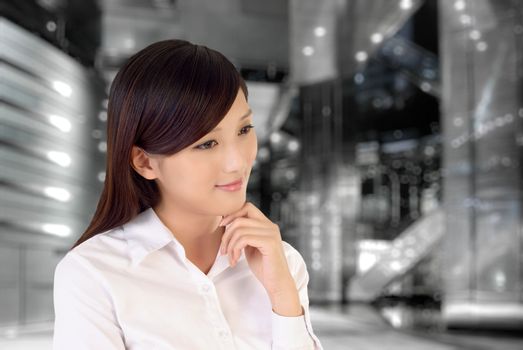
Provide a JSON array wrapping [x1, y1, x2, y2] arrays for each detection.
[[152, 201, 224, 260]]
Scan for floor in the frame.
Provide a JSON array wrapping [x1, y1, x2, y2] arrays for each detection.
[[1, 304, 521, 349], [310, 303, 523, 350]]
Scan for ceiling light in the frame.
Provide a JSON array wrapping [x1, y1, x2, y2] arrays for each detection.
[[371, 33, 383, 44], [400, 0, 413, 10], [460, 14, 472, 25], [454, 0, 465, 11], [314, 26, 326, 37], [355, 51, 368, 62], [469, 30, 481, 40], [302, 46, 314, 56]]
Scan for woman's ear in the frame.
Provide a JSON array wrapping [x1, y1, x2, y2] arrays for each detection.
[[130, 146, 158, 180]]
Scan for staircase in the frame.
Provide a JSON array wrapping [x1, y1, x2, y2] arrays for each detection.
[[376, 35, 440, 98], [349, 208, 445, 301]]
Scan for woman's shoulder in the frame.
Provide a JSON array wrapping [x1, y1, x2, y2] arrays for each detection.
[[71, 226, 126, 256], [56, 227, 128, 279]]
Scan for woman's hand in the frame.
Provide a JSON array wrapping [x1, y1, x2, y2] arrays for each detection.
[[218, 201, 298, 299]]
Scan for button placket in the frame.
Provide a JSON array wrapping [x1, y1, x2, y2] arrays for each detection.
[[196, 279, 235, 348], [217, 328, 235, 350], [201, 283, 211, 293]]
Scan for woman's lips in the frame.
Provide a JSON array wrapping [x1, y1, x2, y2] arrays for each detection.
[[215, 179, 243, 191]]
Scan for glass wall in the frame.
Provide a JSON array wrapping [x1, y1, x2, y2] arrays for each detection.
[[439, 0, 523, 329]]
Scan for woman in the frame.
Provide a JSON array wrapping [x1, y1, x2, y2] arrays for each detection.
[[52, 39, 323, 350]]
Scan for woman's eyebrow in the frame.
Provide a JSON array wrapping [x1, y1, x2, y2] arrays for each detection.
[[211, 109, 252, 132], [239, 108, 253, 120]]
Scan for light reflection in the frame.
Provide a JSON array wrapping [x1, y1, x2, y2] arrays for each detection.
[[371, 33, 383, 44], [46, 21, 56, 32], [312, 261, 322, 270], [287, 139, 300, 152], [43, 186, 71, 202], [98, 141, 107, 153], [476, 41, 488, 51], [257, 147, 270, 162], [459, 14, 472, 25], [453, 0, 465, 11], [98, 111, 107, 122], [97, 171, 106, 182], [421, 82, 432, 92], [381, 307, 403, 327], [494, 271, 506, 290], [358, 252, 378, 273], [302, 46, 314, 56], [354, 73, 365, 84], [49, 114, 72, 133], [52, 81, 72, 97], [390, 261, 403, 271], [47, 151, 71, 167], [355, 51, 368, 62], [399, 0, 413, 10], [469, 30, 481, 40], [311, 214, 321, 225], [284, 169, 296, 180], [314, 26, 326, 37], [270, 131, 282, 144], [4, 328, 18, 339], [42, 223, 71, 237]]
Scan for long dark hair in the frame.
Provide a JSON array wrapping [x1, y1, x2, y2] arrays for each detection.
[[71, 39, 248, 250]]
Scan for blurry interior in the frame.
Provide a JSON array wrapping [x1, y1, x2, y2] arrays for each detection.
[[1, 0, 522, 349]]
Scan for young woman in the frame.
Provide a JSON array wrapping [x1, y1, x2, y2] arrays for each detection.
[[52, 39, 323, 350]]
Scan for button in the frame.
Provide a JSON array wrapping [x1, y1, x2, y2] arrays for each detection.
[[218, 329, 229, 338], [201, 284, 210, 293]]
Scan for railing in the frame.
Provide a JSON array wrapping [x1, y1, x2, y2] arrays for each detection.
[[349, 208, 445, 301]]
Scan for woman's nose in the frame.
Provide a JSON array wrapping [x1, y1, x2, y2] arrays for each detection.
[[222, 144, 247, 172]]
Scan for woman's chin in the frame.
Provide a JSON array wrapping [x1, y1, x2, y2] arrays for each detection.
[[215, 192, 247, 211]]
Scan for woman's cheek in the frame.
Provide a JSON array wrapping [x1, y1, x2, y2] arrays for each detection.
[[249, 135, 258, 162]]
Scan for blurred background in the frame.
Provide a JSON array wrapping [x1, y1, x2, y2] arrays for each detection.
[[1, 0, 522, 349]]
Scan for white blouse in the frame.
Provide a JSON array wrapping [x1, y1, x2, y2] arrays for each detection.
[[52, 207, 324, 349]]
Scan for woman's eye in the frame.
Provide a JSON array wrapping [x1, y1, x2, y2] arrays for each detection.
[[239, 124, 255, 135], [196, 140, 218, 150], [195, 124, 255, 150]]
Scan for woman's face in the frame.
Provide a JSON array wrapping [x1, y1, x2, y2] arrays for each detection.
[[136, 89, 258, 216]]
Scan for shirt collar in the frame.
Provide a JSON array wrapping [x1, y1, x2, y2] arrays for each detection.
[[122, 207, 245, 269], [123, 207, 184, 266]]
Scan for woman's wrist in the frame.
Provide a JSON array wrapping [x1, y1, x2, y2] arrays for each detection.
[[269, 281, 303, 317]]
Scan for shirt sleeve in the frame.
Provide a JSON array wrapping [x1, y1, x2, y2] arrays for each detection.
[[271, 244, 324, 350], [52, 252, 126, 350]]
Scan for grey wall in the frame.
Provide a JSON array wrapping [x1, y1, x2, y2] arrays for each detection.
[[0, 18, 106, 327]]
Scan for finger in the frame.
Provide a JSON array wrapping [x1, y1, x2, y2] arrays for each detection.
[[227, 226, 271, 260], [229, 234, 271, 266], [220, 218, 247, 255], [220, 202, 266, 227], [220, 217, 267, 255], [220, 205, 249, 227]]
